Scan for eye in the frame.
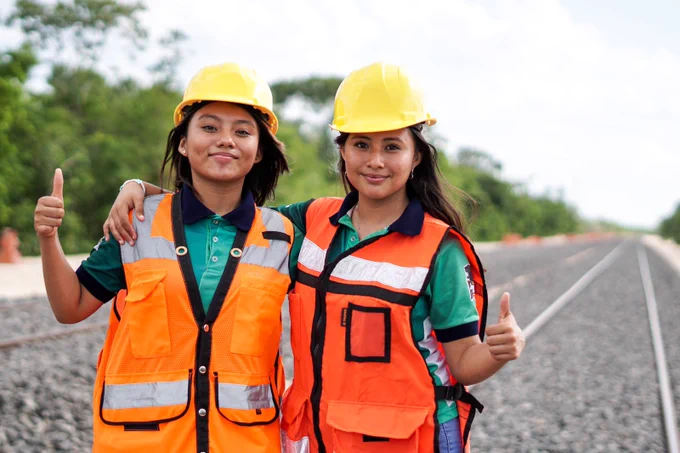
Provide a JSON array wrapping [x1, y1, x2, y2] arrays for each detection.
[[353, 141, 369, 149], [385, 144, 401, 151], [235, 129, 252, 137], [201, 125, 217, 132]]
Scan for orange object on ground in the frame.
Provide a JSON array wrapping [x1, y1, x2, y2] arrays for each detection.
[[0, 228, 21, 263], [281, 198, 487, 453], [92, 193, 293, 453], [502, 233, 522, 244]]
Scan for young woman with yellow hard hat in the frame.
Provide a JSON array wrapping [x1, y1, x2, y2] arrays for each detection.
[[34, 63, 294, 453], [103, 62, 526, 453]]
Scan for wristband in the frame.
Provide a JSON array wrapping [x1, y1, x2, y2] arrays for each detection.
[[119, 179, 146, 196]]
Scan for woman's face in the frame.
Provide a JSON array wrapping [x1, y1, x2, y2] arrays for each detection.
[[341, 128, 421, 202], [179, 102, 261, 186]]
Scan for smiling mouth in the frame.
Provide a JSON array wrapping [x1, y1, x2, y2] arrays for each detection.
[[210, 153, 238, 159], [362, 174, 388, 180]]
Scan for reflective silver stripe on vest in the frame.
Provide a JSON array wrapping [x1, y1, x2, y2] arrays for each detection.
[[282, 433, 310, 453], [121, 195, 177, 264], [298, 238, 326, 274], [240, 207, 290, 275], [331, 254, 429, 292], [102, 378, 189, 410], [217, 382, 273, 410]]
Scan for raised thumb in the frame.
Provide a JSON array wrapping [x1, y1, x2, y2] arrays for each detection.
[[52, 168, 64, 200], [498, 292, 511, 322]]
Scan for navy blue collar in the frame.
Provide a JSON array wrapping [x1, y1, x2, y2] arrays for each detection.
[[328, 191, 424, 236], [180, 186, 255, 231]]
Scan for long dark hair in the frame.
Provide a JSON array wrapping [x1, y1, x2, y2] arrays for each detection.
[[335, 123, 472, 232], [160, 101, 288, 205]]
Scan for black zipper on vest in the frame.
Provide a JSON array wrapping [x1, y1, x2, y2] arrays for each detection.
[[309, 232, 390, 453], [171, 194, 249, 453]]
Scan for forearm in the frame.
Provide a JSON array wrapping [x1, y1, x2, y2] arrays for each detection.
[[39, 235, 84, 323], [452, 343, 506, 385], [143, 181, 168, 196]]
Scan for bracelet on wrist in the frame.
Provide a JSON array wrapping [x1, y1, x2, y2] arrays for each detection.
[[119, 179, 146, 196]]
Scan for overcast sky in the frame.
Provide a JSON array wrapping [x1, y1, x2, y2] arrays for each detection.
[[2, 0, 678, 228]]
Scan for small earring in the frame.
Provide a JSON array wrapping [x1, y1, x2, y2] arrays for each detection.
[[410, 168, 415, 180]]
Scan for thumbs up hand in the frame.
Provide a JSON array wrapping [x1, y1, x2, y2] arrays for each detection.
[[484, 292, 526, 362], [34, 169, 66, 238]]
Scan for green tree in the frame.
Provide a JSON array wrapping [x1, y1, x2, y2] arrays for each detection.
[[0, 43, 38, 230], [271, 76, 342, 109], [6, 0, 147, 63], [659, 202, 680, 243]]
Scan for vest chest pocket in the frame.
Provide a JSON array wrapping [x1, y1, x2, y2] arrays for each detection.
[[230, 278, 285, 357], [345, 303, 391, 363], [124, 269, 171, 359], [326, 401, 428, 453]]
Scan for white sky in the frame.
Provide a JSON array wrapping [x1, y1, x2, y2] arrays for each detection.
[[2, 0, 678, 228]]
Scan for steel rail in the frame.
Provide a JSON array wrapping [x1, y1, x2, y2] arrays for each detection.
[[637, 245, 679, 453], [0, 322, 108, 350]]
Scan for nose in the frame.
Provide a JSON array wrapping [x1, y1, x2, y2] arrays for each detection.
[[216, 131, 235, 148], [366, 148, 384, 168]]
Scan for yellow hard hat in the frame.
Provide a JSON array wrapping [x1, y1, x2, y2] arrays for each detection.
[[330, 62, 436, 133], [174, 63, 279, 134]]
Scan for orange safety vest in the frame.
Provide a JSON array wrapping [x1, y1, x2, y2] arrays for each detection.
[[281, 197, 487, 453], [92, 193, 293, 453]]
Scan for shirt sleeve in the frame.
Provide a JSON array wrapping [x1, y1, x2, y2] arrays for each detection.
[[75, 236, 127, 303], [271, 199, 314, 235], [425, 236, 480, 343]]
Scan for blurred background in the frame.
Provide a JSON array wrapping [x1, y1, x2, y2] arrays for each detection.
[[1, 0, 678, 256], [1, 2, 680, 452]]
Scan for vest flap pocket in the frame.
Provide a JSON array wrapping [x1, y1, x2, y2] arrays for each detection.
[[124, 269, 171, 358], [214, 372, 279, 426], [100, 369, 192, 425], [326, 401, 427, 439], [326, 401, 428, 452], [124, 269, 168, 302]]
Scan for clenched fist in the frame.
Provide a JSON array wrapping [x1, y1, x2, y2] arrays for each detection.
[[34, 169, 65, 238]]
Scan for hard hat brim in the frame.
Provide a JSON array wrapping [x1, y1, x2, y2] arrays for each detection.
[[329, 117, 437, 134], [174, 97, 279, 134]]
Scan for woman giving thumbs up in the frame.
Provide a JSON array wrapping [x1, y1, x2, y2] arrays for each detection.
[[34, 168, 103, 323]]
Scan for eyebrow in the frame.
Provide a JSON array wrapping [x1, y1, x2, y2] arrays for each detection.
[[197, 114, 221, 122], [197, 114, 256, 128], [352, 135, 404, 144], [233, 119, 257, 128]]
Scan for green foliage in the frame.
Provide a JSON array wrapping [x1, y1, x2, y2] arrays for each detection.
[[457, 147, 503, 175], [659, 203, 680, 243], [269, 124, 344, 207], [6, 0, 147, 62], [271, 76, 343, 109], [0, 0, 589, 255]]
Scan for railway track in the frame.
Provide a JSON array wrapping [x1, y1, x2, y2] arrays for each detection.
[[1, 237, 678, 452], [0, 322, 109, 350], [472, 239, 680, 452]]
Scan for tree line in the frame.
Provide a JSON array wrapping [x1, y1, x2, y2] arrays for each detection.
[[5, 0, 662, 257]]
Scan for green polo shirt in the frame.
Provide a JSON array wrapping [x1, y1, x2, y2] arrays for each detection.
[[78, 190, 477, 423], [76, 188, 300, 314], [275, 194, 480, 423]]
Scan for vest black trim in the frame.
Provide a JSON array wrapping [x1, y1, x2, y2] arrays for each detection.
[[297, 270, 419, 306], [171, 193, 250, 453]]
